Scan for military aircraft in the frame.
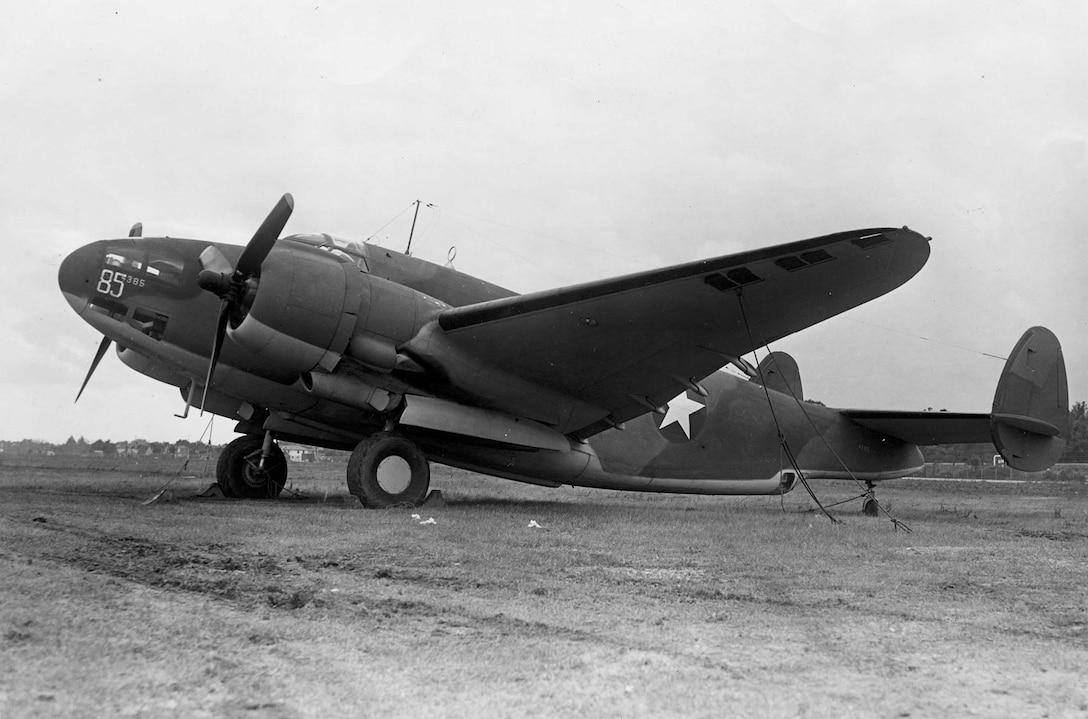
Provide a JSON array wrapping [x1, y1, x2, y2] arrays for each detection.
[[57, 194, 1068, 515]]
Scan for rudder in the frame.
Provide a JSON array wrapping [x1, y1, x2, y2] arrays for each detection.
[[991, 326, 1068, 471]]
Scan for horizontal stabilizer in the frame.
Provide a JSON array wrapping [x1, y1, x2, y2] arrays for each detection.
[[844, 327, 1068, 472], [990, 412, 1062, 438], [842, 411, 991, 446], [755, 351, 804, 400]]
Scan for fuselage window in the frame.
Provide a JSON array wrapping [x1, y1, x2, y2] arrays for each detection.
[[129, 307, 169, 340]]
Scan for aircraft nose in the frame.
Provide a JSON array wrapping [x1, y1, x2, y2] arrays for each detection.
[[58, 241, 105, 314]]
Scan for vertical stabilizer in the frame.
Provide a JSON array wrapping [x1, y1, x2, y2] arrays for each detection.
[[991, 326, 1068, 471], [755, 351, 804, 400]]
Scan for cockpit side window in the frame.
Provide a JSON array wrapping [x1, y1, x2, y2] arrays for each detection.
[[146, 256, 184, 287]]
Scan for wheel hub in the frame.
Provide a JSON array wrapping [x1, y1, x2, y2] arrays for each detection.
[[241, 453, 271, 488], [375, 455, 412, 494]]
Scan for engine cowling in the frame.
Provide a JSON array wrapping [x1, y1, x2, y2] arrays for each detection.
[[228, 242, 441, 383]]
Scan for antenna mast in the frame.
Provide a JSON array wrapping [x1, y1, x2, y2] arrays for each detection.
[[405, 199, 421, 256]]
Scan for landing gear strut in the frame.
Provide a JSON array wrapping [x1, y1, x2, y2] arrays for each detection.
[[347, 432, 430, 508], [216, 433, 287, 498]]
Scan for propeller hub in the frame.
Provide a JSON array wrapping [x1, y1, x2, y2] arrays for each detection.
[[197, 269, 235, 297]]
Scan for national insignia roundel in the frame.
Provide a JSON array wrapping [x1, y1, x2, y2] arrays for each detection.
[[656, 390, 707, 443]]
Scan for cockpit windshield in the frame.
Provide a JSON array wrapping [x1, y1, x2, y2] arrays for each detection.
[[104, 244, 184, 288], [284, 233, 370, 271]]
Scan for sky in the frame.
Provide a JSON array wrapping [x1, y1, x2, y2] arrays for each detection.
[[3, 0, 1087, 444]]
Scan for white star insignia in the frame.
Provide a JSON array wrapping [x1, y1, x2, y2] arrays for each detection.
[[658, 392, 705, 438]]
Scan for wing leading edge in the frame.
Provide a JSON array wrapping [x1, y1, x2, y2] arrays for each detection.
[[406, 227, 931, 437]]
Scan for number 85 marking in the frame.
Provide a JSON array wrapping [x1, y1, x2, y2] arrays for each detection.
[[96, 269, 126, 298]]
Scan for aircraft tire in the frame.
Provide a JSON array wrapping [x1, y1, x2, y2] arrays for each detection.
[[347, 432, 430, 508], [214, 441, 241, 498], [218, 435, 287, 499], [862, 497, 880, 517]]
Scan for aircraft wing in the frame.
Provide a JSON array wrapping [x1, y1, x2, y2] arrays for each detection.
[[417, 227, 931, 437]]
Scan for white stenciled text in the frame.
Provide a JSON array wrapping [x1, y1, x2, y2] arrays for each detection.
[[96, 268, 145, 298]]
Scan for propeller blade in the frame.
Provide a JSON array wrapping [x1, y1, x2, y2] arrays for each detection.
[[235, 193, 293, 278], [196, 195, 292, 414], [75, 336, 112, 402], [198, 245, 234, 275], [128, 222, 143, 238], [200, 300, 232, 416]]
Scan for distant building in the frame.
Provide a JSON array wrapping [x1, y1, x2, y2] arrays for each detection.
[[281, 443, 317, 462]]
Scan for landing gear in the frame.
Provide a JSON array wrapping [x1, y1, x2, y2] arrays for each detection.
[[347, 432, 430, 508], [216, 434, 287, 499], [862, 481, 879, 516]]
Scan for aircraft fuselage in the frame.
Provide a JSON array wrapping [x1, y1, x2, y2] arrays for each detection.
[[59, 231, 922, 497]]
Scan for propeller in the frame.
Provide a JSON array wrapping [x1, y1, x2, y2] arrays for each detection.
[[73, 220, 143, 402], [74, 335, 113, 402], [195, 193, 294, 413]]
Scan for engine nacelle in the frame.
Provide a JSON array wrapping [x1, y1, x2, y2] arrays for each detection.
[[228, 243, 443, 382]]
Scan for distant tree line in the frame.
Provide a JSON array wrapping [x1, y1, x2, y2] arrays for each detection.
[[0, 437, 221, 457], [4, 400, 1088, 465]]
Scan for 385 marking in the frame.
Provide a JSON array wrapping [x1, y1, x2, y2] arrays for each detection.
[[96, 269, 145, 298]]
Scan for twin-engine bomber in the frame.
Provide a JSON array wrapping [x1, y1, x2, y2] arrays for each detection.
[[58, 194, 1068, 514]]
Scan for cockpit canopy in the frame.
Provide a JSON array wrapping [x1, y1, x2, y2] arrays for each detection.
[[283, 233, 371, 272]]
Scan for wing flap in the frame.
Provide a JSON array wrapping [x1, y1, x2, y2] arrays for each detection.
[[400, 395, 571, 451]]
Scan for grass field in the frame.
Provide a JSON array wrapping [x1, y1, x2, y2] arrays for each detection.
[[1, 456, 1086, 718]]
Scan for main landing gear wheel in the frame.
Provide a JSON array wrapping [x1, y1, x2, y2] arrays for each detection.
[[347, 432, 430, 508], [216, 435, 287, 499]]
